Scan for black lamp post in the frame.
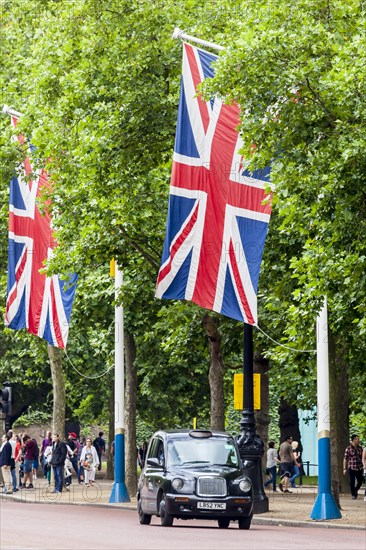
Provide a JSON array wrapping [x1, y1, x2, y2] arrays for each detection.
[[237, 324, 268, 514]]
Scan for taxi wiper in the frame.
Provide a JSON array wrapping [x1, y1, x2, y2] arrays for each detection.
[[181, 460, 211, 465]]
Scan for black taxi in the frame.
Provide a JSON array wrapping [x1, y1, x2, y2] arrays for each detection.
[[137, 429, 253, 529]]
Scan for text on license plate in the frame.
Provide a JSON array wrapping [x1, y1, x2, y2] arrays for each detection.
[[197, 502, 226, 510]]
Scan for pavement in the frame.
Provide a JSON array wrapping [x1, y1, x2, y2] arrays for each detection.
[[2, 476, 365, 531]]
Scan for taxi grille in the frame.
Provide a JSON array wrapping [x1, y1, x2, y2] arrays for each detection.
[[197, 476, 227, 497]]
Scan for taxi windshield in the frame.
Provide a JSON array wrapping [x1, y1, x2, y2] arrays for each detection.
[[167, 437, 239, 468]]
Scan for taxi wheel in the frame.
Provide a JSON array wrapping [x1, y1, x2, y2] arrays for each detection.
[[217, 518, 230, 529], [238, 515, 252, 530], [138, 498, 152, 525], [159, 495, 174, 527]]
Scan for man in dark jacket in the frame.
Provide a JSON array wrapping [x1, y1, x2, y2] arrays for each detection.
[[0, 434, 13, 494], [51, 434, 67, 493], [93, 432, 105, 471]]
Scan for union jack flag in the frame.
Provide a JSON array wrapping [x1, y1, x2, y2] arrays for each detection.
[[156, 43, 271, 324], [5, 115, 77, 348]]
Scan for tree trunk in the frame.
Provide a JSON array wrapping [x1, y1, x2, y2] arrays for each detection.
[[254, 353, 270, 467], [47, 343, 66, 439], [202, 314, 225, 431], [329, 331, 349, 501], [125, 331, 137, 497], [106, 389, 114, 480], [279, 399, 302, 451]]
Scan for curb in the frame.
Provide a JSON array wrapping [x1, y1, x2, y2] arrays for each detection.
[[252, 516, 365, 531]]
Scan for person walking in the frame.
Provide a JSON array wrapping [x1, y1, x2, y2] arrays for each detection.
[[7, 430, 17, 492], [93, 432, 105, 471], [264, 441, 280, 492], [67, 432, 80, 482], [14, 434, 22, 491], [362, 446, 366, 503], [50, 433, 67, 493], [21, 435, 38, 489], [31, 438, 39, 480], [40, 431, 52, 478], [0, 434, 13, 494], [289, 440, 302, 488], [43, 440, 53, 486], [279, 435, 295, 493], [343, 434, 363, 500], [80, 437, 99, 486]]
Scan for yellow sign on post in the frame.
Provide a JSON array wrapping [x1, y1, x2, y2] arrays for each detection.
[[233, 373, 261, 410]]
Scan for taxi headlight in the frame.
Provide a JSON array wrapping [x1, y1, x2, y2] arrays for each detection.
[[172, 478, 184, 490], [239, 478, 251, 493]]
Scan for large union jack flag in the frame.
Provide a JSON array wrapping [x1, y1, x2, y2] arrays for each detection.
[[156, 43, 271, 324], [5, 115, 77, 348]]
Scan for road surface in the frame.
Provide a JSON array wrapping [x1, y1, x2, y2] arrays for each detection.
[[0, 501, 363, 549]]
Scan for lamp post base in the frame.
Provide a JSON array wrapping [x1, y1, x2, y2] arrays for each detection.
[[109, 481, 130, 503], [238, 410, 268, 514], [239, 445, 269, 514]]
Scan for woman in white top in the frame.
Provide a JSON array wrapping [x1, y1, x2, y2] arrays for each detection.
[[80, 437, 99, 486], [264, 441, 280, 492]]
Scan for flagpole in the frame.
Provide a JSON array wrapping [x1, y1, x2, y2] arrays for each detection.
[[310, 297, 341, 520], [109, 262, 130, 503], [172, 27, 268, 514], [2, 105, 23, 118], [172, 28, 224, 51]]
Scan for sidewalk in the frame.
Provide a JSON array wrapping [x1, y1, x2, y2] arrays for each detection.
[[2, 478, 365, 531]]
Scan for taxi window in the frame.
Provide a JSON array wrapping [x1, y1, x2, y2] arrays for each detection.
[[167, 437, 239, 467], [148, 437, 165, 465]]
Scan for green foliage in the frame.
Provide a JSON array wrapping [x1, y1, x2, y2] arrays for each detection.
[[13, 408, 51, 428]]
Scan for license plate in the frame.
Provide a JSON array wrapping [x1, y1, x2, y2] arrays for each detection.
[[197, 502, 226, 510]]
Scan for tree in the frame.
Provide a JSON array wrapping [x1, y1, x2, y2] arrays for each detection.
[[207, 0, 366, 486]]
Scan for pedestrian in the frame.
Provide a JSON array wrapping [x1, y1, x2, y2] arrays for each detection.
[[139, 441, 148, 469], [64, 445, 73, 490], [21, 435, 38, 489], [0, 433, 13, 494], [39, 431, 52, 478], [93, 431, 105, 471], [289, 440, 302, 488], [66, 432, 80, 481], [43, 441, 53, 486], [264, 441, 280, 492], [343, 434, 363, 500], [50, 433, 67, 493], [7, 430, 17, 492], [77, 436, 85, 484], [31, 438, 39, 480], [362, 446, 366, 503], [14, 434, 22, 491], [80, 437, 99, 486], [278, 435, 295, 493]]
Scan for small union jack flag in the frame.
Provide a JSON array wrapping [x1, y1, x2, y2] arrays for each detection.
[[156, 43, 271, 324], [5, 115, 77, 348]]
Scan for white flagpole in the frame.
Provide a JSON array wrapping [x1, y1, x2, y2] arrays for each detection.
[[172, 28, 224, 51], [2, 105, 23, 118], [310, 297, 341, 520], [109, 262, 129, 503]]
